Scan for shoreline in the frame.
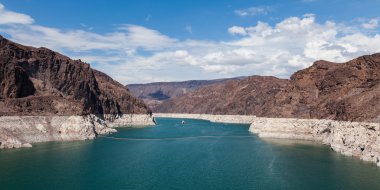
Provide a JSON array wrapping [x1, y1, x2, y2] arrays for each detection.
[[153, 113, 256, 124], [153, 113, 380, 166], [2, 112, 380, 167], [0, 114, 155, 149], [250, 117, 380, 166]]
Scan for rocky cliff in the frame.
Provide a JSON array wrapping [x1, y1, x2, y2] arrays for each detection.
[[0, 35, 151, 116], [156, 54, 380, 122]]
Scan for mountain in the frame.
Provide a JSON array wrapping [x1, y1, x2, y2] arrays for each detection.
[[156, 54, 380, 122], [127, 77, 246, 110], [0, 35, 151, 117]]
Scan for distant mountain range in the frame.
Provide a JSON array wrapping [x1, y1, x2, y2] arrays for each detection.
[[0, 35, 151, 116], [127, 77, 246, 110], [136, 54, 380, 122]]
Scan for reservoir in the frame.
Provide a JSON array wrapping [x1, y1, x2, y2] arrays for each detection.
[[1, 118, 380, 190]]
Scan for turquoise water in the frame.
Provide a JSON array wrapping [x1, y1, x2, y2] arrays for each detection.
[[1, 118, 380, 190]]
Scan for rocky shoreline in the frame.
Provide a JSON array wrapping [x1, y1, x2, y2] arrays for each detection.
[[250, 117, 380, 166], [0, 114, 155, 149], [154, 113, 380, 166]]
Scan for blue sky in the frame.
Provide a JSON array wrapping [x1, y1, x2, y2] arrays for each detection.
[[0, 0, 380, 84]]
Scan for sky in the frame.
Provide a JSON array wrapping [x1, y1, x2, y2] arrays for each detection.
[[0, 0, 380, 84]]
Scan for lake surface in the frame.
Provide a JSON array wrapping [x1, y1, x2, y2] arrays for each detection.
[[1, 117, 380, 190]]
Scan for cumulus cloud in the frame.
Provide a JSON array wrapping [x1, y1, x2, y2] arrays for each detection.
[[224, 14, 380, 75], [0, 3, 34, 25], [234, 6, 272, 16], [228, 26, 247, 36], [362, 19, 378, 29], [1, 3, 380, 84]]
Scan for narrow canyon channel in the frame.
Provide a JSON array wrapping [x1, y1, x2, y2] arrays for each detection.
[[1, 118, 380, 190]]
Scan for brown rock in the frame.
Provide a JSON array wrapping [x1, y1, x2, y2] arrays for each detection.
[[0, 35, 151, 116]]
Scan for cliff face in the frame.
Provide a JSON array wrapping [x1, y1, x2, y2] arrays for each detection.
[[156, 54, 380, 122], [270, 54, 380, 122], [127, 77, 245, 110], [0, 35, 151, 116], [93, 70, 151, 115]]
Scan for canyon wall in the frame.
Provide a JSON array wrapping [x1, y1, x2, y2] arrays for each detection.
[[0, 35, 151, 116]]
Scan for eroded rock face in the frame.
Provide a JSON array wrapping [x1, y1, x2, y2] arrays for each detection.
[[0, 115, 115, 149], [0, 114, 155, 149], [274, 54, 380, 122], [0, 65, 36, 98], [94, 70, 151, 115], [156, 54, 380, 122], [0, 35, 151, 116]]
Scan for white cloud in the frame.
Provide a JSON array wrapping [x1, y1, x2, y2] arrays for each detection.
[[1, 24, 176, 52], [235, 6, 272, 17], [201, 65, 241, 74], [228, 26, 247, 36], [362, 19, 378, 29], [85, 14, 380, 83], [0, 3, 34, 25], [174, 50, 189, 58], [118, 24, 177, 50], [1, 3, 380, 84]]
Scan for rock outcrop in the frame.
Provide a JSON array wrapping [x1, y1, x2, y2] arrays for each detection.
[[156, 53, 380, 123], [249, 117, 380, 166], [0, 114, 156, 149], [0, 115, 113, 149]]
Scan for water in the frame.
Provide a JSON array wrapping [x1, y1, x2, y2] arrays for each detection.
[[1, 118, 380, 190]]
